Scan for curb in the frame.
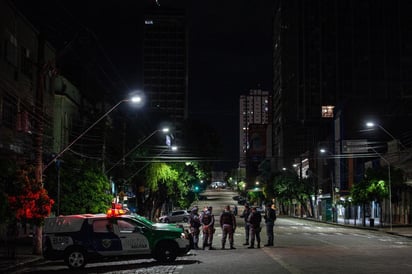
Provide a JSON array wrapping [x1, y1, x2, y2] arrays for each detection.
[[289, 215, 412, 239], [0, 255, 43, 272]]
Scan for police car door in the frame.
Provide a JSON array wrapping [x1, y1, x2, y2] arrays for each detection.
[[91, 219, 122, 256], [116, 219, 150, 254]]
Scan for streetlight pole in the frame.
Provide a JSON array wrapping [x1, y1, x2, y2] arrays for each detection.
[[43, 96, 142, 172], [320, 147, 392, 230], [125, 146, 178, 183], [366, 122, 406, 150], [105, 127, 169, 174], [369, 146, 392, 232]]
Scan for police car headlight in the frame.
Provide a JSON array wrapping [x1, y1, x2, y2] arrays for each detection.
[[181, 232, 188, 239]]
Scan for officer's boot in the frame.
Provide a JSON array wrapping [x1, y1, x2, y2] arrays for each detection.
[[257, 242, 260, 248]]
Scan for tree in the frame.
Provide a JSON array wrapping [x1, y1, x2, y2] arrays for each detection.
[[44, 157, 112, 215], [7, 166, 54, 255], [351, 166, 403, 226], [144, 162, 179, 220], [258, 159, 275, 201], [271, 170, 300, 215], [60, 169, 112, 214]]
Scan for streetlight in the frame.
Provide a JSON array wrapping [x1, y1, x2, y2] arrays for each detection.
[[319, 147, 391, 226], [125, 145, 178, 182], [105, 127, 170, 174], [365, 122, 406, 149], [368, 146, 392, 232], [320, 148, 337, 222], [43, 96, 143, 172]]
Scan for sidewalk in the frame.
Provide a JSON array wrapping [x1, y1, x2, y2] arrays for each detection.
[[306, 216, 412, 238], [336, 216, 412, 237], [0, 236, 43, 273]]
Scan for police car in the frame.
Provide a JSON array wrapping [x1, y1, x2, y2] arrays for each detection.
[[42, 208, 191, 269]]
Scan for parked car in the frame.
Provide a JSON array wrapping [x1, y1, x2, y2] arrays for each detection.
[[237, 197, 248, 205], [255, 206, 265, 214], [159, 210, 190, 223]]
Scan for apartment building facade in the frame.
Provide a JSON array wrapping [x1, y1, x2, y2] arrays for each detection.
[[0, 0, 56, 164], [239, 89, 271, 187]]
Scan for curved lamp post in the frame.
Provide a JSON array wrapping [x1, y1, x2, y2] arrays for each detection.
[[43, 96, 142, 215], [368, 146, 392, 232], [105, 127, 170, 174], [366, 121, 399, 231], [43, 96, 142, 172], [366, 122, 406, 149]]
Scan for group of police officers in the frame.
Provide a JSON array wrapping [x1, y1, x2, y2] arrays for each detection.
[[189, 202, 276, 250]]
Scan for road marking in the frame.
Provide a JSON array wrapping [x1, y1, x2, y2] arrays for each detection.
[[263, 248, 301, 274]]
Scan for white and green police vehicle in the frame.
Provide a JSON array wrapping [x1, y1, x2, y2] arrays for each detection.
[[42, 209, 191, 269]]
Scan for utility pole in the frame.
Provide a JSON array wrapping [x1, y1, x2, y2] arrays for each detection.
[[34, 34, 45, 186], [33, 34, 58, 255], [33, 33, 45, 255]]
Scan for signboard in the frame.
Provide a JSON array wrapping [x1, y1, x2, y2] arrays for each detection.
[[342, 139, 368, 153]]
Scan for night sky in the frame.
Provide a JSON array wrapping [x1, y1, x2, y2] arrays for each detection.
[[13, 0, 275, 170]]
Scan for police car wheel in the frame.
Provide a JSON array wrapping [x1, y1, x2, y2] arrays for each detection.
[[65, 247, 86, 269], [182, 217, 188, 222], [164, 218, 170, 223], [154, 242, 178, 263]]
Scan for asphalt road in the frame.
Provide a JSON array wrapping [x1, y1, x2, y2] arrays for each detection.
[[16, 189, 412, 274]]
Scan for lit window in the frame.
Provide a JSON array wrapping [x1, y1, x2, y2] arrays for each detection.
[[321, 105, 335, 118], [145, 20, 153, 25]]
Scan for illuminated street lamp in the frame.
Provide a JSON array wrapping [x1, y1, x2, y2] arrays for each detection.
[[365, 122, 405, 149], [44, 96, 143, 171], [43, 96, 142, 215], [106, 127, 170, 174]]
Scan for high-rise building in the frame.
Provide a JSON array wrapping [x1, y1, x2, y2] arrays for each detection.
[[239, 89, 271, 168], [143, 5, 188, 124], [272, 0, 412, 177]]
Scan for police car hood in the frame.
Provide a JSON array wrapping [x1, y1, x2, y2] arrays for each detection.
[[131, 214, 184, 232], [152, 222, 184, 232]]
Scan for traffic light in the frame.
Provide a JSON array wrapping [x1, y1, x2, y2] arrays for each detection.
[[194, 185, 200, 192]]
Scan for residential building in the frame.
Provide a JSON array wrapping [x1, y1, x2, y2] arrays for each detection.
[[0, 0, 55, 164]]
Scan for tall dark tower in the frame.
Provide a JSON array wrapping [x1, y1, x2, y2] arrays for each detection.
[[143, 3, 188, 124], [272, 0, 412, 171]]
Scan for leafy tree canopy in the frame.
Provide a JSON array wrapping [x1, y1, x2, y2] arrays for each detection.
[[7, 166, 54, 226]]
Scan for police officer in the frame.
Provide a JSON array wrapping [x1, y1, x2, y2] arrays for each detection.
[[189, 207, 201, 249], [201, 206, 215, 250], [239, 204, 251, 245], [263, 202, 276, 247], [247, 206, 262, 248], [220, 205, 236, 249]]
